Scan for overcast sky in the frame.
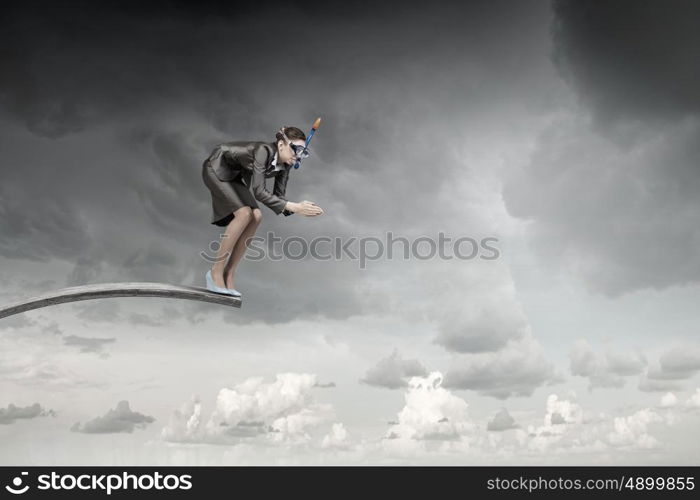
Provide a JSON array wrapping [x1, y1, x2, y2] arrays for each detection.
[[1, 0, 699, 465]]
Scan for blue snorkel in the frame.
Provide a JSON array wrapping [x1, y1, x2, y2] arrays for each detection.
[[292, 117, 322, 169]]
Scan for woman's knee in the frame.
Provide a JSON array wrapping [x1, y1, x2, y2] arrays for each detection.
[[233, 206, 253, 222], [251, 209, 263, 225]]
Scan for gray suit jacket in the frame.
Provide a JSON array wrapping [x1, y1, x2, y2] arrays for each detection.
[[205, 141, 293, 216]]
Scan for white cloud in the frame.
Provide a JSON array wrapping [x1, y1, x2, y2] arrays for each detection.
[[685, 388, 700, 409], [385, 372, 475, 443], [269, 408, 331, 444], [322, 423, 349, 449], [160, 397, 203, 443], [528, 394, 584, 446], [660, 392, 678, 408], [525, 394, 616, 454], [162, 373, 333, 445], [544, 394, 583, 427], [607, 409, 662, 449]]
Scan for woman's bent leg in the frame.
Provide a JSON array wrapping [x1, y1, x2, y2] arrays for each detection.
[[224, 208, 263, 289], [211, 207, 253, 288]]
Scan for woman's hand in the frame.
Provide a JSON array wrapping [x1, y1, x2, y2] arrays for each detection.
[[288, 200, 324, 216]]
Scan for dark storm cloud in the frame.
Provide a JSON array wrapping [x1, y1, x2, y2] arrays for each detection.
[[0, 184, 93, 262], [0, 0, 525, 139], [0, 0, 553, 323], [0, 1, 233, 138], [71, 400, 155, 433], [551, 0, 700, 125], [121, 241, 179, 282], [502, 0, 700, 295], [0, 403, 55, 424]]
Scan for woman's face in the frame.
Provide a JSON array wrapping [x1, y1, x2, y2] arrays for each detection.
[[278, 138, 306, 166]]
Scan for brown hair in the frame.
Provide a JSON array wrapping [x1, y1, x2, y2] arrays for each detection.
[[275, 126, 306, 143]]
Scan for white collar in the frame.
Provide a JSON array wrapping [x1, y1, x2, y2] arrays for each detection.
[[271, 151, 283, 171]]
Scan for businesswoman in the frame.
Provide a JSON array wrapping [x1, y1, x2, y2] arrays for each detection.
[[202, 126, 323, 297]]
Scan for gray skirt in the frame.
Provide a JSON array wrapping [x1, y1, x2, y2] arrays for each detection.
[[202, 160, 259, 227]]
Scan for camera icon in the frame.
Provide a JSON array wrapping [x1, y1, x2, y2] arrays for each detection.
[[199, 234, 232, 263], [5, 472, 29, 494]]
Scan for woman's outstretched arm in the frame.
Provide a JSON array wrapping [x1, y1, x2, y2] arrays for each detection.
[[273, 168, 294, 216], [248, 145, 323, 217], [249, 147, 288, 215]]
